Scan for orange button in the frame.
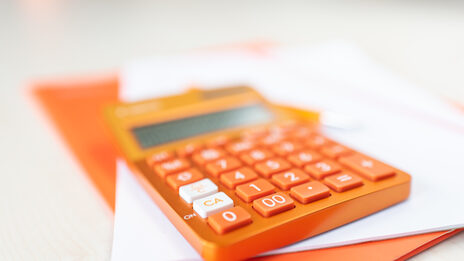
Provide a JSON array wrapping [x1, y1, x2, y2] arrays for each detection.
[[320, 144, 353, 159], [208, 206, 252, 234], [304, 160, 341, 179], [207, 135, 230, 147], [225, 140, 255, 155], [287, 150, 322, 167], [271, 168, 309, 190], [192, 148, 226, 165], [272, 141, 303, 156], [255, 158, 292, 178], [324, 172, 363, 192], [205, 157, 242, 177], [166, 168, 204, 190], [290, 181, 331, 204], [236, 179, 275, 203], [146, 151, 174, 166], [242, 127, 268, 140], [306, 134, 332, 149], [154, 158, 190, 178], [240, 148, 274, 165], [339, 154, 396, 181], [253, 192, 295, 217], [269, 120, 299, 134], [177, 143, 203, 157], [291, 126, 314, 140], [220, 167, 258, 189], [259, 133, 285, 146]]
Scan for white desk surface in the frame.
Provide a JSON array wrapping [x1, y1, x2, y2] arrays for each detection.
[[1, 1, 463, 260]]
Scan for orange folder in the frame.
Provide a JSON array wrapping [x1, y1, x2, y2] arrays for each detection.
[[33, 74, 462, 260]]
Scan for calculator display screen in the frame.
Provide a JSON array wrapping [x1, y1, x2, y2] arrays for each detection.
[[131, 103, 274, 149]]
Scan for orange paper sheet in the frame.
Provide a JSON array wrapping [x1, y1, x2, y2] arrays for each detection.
[[33, 75, 462, 260]]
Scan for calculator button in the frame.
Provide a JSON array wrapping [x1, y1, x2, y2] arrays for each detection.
[[287, 150, 322, 167], [270, 120, 299, 134], [240, 148, 274, 165], [260, 133, 285, 146], [304, 160, 341, 180], [324, 172, 363, 192], [291, 126, 314, 140], [154, 158, 190, 178], [177, 143, 203, 157], [220, 167, 258, 189], [146, 151, 173, 166], [320, 144, 353, 159], [208, 206, 252, 234], [225, 141, 255, 155], [242, 127, 268, 140], [272, 141, 303, 156], [290, 181, 331, 204], [192, 148, 226, 165], [339, 154, 396, 181], [305, 135, 332, 149], [193, 192, 234, 218], [179, 178, 218, 204], [255, 158, 292, 178], [236, 179, 275, 203], [205, 157, 242, 177], [166, 168, 204, 190], [207, 135, 230, 147], [253, 192, 295, 217], [271, 168, 310, 190]]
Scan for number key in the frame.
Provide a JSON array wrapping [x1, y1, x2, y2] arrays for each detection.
[[208, 206, 252, 234], [255, 158, 292, 178], [236, 179, 275, 203], [287, 150, 321, 167], [253, 192, 295, 217], [304, 160, 341, 179], [206, 157, 242, 177], [271, 168, 309, 190], [240, 148, 273, 165], [220, 167, 258, 189]]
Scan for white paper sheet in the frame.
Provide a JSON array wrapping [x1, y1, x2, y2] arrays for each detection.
[[111, 42, 464, 260]]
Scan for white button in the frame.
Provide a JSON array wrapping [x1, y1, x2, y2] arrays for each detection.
[[193, 192, 234, 218], [179, 179, 218, 204]]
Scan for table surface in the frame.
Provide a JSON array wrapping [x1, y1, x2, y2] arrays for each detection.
[[1, 0, 463, 260]]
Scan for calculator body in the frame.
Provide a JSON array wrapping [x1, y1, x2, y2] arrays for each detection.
[[104, 87, 411, 261]]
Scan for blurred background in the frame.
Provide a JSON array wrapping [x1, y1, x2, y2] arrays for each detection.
[[1, 0, 463, 260]]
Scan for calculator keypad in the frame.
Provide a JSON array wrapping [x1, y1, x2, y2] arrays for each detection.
[[146, 121, 399, 235]]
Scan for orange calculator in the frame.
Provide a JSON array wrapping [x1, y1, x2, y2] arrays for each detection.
[[104, 86, 411, 261]]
